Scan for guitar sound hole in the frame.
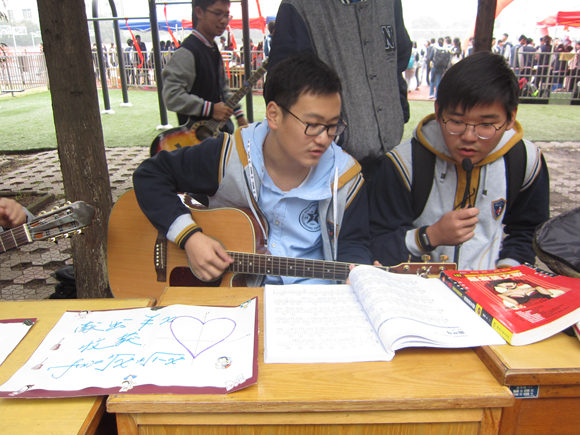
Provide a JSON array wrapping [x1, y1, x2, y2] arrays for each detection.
[[169, 267, 222, 287]]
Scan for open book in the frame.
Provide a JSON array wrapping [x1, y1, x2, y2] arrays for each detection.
[[441, 265, 580, 346], [264, 266, 505, 363]]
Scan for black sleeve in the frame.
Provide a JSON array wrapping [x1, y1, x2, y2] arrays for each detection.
[[369, 156, 418, 266], [132, 136, 225, 235], [500, 154, 550, 265], [337, 182, 372, 265], [266, 3, 313, 72], [395, 0, 412, 123]]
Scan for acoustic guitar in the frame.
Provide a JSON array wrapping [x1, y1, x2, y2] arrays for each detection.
[[0, 201, 95, 254], [149, 60, 268, 156], [107, 190, 456, 300]]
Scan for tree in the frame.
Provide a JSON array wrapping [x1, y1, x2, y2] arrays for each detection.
[[36, 0, 113, 298], [474, 0, 496, 53]]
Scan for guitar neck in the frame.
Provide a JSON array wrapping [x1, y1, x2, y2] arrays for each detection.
[[227, 251, 366, 282], [0, 225, 32, 254], [225, 251, 454, 281]]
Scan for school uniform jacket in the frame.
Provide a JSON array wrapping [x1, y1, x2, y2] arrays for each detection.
[[133, 121, 371, 284], [369, 115, 550, 270]]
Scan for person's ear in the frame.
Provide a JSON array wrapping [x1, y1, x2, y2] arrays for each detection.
[[506, 108, 518, 130], [434, 101, 441, 123], [194, 6, 204, 21], [266, 101, 282, 130]]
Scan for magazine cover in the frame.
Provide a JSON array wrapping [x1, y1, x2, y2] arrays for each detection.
[[440, 265, 580, 345]]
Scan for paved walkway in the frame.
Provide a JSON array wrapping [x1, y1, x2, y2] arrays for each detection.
[[1, 142, 579, 300]]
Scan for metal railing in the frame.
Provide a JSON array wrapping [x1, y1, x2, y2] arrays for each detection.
[[0, 53, 48, 94], [90, 49, 266, 92]]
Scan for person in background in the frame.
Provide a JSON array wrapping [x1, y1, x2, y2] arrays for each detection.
[[263, 20, 275, 58], [162, 0, 248, 129], [267, 0, 412, 184]]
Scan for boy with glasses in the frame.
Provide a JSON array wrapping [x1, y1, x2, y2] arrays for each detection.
[[162, 0, 247, 129], [369, 52, 549, 270], [134, 53, 371, 285]]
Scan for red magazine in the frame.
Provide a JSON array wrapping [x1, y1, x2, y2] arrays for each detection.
[[440, 265, 580, 345]]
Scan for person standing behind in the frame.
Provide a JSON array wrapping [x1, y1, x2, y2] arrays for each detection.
[[162, 0, 248, 129], [267, 0, 412, 182], [424, 38, 434, 85], [263, 20, 275, 58], [124, 38, 135, 85], [428, 37, 450, 99], [134, 35, 149, 85]]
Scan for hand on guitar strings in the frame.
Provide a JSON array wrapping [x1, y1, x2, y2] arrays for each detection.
[[184, 231, 234, 281], [426, 206, 479, 248], [0, 197, 27, 229], [212, 102, 234, 122]]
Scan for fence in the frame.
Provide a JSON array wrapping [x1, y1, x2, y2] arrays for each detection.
[[90, 49, 266, 92], [0, 53, 48, 94]]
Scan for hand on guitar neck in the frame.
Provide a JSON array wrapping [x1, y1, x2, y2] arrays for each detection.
[[212, 102, 234, 122], [0, 197, 27, 229]]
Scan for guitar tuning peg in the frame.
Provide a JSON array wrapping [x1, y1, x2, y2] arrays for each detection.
[[48, 237, 57, 243], [440, 255, 449, 263], [421, 254, 431, 263], [75, 230, 82, 235], [65, 201, 71, 205]]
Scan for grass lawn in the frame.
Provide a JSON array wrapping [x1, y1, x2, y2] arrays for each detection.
[[1, 88, 579, 152]]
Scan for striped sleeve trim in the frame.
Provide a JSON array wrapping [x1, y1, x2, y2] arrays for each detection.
[[386, 150, 411, 191], [345, 173, 364, 209], [234, 108, 244, 118], [218, 133, 234, 183], [202, 101, 212, 118], [521, 147, 542, 191], [175, 224, 203, 249]]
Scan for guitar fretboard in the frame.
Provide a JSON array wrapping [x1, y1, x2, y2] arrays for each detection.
[[0, 225, 31, 254], [228, 251, 368, 281]]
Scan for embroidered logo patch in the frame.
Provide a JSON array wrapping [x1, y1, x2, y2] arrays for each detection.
[[299, 202, 320, 232], [381, 25, 396, 52], [492, 199, 506, 220]]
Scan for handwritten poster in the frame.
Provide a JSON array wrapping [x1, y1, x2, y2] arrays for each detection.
[[0, 319, 36, 367], [0, 301, 258, 398]]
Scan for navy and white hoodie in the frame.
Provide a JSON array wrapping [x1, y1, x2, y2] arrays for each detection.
[[134, 121, 371, 285], [369, 114, 550, 270]]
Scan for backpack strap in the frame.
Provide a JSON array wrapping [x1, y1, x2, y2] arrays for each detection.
[[411, 137, 436, 219], [504, 139, 526, 212]]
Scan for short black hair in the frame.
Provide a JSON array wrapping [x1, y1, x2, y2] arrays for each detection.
[[436, 52, 519, 123], [264, 52, 342, 109], [193, 0, 229, 26]]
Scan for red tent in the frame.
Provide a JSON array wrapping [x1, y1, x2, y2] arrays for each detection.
[[537, 11, 580, 28]]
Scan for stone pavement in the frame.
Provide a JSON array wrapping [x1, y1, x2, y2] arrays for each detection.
[[1, 143, 579, 301]]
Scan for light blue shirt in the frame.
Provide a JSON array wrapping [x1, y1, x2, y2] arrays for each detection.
[[241, 121, 350, 285]]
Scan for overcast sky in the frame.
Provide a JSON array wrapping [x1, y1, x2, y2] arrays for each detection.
[[113, 0, 580, 42]]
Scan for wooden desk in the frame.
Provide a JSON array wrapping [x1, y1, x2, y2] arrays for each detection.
[[0, 297, 153, 435], [476, 334, 580, 435], [108, 287, 513, 435]]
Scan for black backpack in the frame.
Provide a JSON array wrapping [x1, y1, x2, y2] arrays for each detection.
[[410, 137, 527, 219], [433, 47, 450, 69]]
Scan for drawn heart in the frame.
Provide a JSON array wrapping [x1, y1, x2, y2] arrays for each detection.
[[169, 316, 236, 360]]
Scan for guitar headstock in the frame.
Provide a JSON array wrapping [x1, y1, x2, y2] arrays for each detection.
[[28, 201, 95, 241], [386, 261, 457, 277]]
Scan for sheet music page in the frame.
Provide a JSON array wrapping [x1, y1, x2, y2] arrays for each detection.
[[0, 319, 36, 367], [0, 301, 256, 397], [264, 284, 391, 363], [349, 266, 506, 351]]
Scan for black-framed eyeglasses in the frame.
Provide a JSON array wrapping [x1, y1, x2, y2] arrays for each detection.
[[278, 105, 347, 137], [441, 117, 508, 140], [204, 8, 233, 22]]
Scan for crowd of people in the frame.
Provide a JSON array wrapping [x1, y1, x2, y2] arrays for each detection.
[[405, 33, 580, 99]]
